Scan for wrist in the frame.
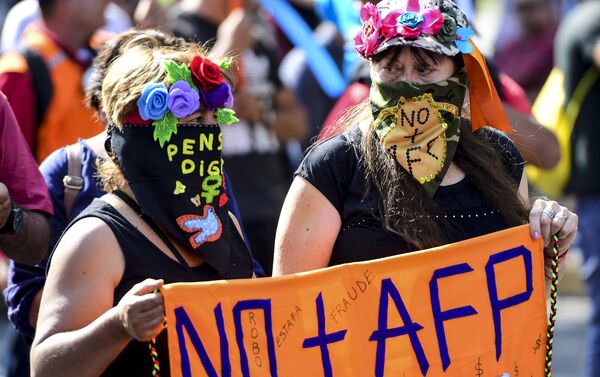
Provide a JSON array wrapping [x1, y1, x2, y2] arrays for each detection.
[[107, 306, 131, 342], [0, 202, 23, 234]]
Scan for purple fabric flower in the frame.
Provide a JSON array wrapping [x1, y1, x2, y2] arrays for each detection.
[[137, 83, 169, 120], [167, 81, 200, 118], [203, 83, 234, 111]]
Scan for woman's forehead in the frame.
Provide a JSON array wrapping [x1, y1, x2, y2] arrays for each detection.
[[377, 47, 446, 66]]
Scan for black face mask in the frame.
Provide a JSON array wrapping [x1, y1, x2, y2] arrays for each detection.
[[109, 123, 251, 277]]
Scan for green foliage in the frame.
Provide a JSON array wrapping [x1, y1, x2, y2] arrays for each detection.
[[153, 113, 178, 148], [216, 108, 239, 126], [164, 61, 195, 88], [219, 57, 233, 70]]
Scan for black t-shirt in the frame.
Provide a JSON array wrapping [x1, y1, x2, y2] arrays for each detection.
[[555, 1, 600, 194], [296, 125, 524, 266]]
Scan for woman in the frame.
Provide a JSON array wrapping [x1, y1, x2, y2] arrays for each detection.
[[5, 29, 185, 340], [273, 0, 577, 277], [6, 29, 263, 342], [30, 41, 253, 376]]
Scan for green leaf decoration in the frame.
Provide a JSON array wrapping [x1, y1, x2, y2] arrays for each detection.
[[219, 57, 233, 70], [216, 108, 239, 126], [164, 61, 195, 88], [152, 113, 178, 148]]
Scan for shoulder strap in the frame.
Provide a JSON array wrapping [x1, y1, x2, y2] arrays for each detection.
[[112, 190, 198, 279], [63, 143, 84, 220], [18, 46, 53, 126]]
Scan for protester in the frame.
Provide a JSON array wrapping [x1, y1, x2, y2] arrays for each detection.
[[0, 0, 108, 161], [3, 29, 181, 341], [319, 56, 561, 169], [1, 0, 145, 54], [6, 29, 264, 344], [169, 0, 308, 275], [553, 2, 600, 375], [272, 0, 577, 288], [30, 41, 254, 376]]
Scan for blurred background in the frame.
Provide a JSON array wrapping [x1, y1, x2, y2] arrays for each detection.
[[0, 0, 596, 376]]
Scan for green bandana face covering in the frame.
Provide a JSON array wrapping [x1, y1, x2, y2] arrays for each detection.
[[370, 69, 468, 196]]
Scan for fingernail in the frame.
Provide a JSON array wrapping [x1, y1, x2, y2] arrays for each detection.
[[533, 231, 540, 239]]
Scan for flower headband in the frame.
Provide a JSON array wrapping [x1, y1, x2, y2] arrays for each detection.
[[355, 0, 474, 59], [132, 56, 239, 147], [356, 0, 513, 135]]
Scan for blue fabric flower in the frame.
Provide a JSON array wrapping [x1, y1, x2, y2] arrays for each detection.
[[398, 12, 424, 28], [454, 27, 474, 54], [137, 83, 169, 121], [167, 81, 200, 118]]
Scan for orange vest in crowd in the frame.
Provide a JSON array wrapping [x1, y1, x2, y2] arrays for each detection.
[[0, 23, 101, 161]]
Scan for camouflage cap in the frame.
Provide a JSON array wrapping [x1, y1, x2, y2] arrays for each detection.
[[355, 0, 472, 59]]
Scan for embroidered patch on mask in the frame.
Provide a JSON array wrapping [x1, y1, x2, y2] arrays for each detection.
[[176, 205, 223, 248], [219, 193, 229, 207], [374, 93, 459, 184], [174, 181, 186, 195], [190, 194, 202, 207]]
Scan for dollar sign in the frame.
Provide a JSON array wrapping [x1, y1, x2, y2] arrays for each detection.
[[533, 334, 542, 354], [514, 361, 520, 376], [475, 357, 484, 376]]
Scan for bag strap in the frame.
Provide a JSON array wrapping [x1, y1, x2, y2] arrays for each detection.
[[18, 46, 53, 126], [565, 65, 599, 123], [63, 143, 83, 220]]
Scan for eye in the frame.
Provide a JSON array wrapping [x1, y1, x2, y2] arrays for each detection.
[[417, 66, 434, 75]]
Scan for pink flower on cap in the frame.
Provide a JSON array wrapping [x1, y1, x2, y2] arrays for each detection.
[[381, 0, 444, 40], [354, 3, 382, 57]]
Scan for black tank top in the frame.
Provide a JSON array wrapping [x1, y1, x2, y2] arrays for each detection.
[[55, 198, 253, 376]]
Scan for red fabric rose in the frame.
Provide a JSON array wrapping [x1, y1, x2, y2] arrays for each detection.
[[190, 56, 225, 92]]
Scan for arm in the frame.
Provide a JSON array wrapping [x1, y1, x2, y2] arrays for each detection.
[[6, 147, 70, 335], [209, 8, 253, 60], [0, 91, 52, 264], [506, 104, 560, 169], [0, 182, 49, 265], [273, 176, 341, 275], [31, 217, 164, 377]]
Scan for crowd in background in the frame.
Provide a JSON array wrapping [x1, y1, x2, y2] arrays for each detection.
[[0, 0, 597, 376]]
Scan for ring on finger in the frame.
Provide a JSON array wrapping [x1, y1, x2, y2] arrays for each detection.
[[543, 207, 558, 220]]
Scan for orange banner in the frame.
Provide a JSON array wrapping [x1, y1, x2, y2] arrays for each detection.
[[162, 224, 547, 377]]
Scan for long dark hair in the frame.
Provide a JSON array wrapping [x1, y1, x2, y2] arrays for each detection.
[[363, 117, 529, 249]]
